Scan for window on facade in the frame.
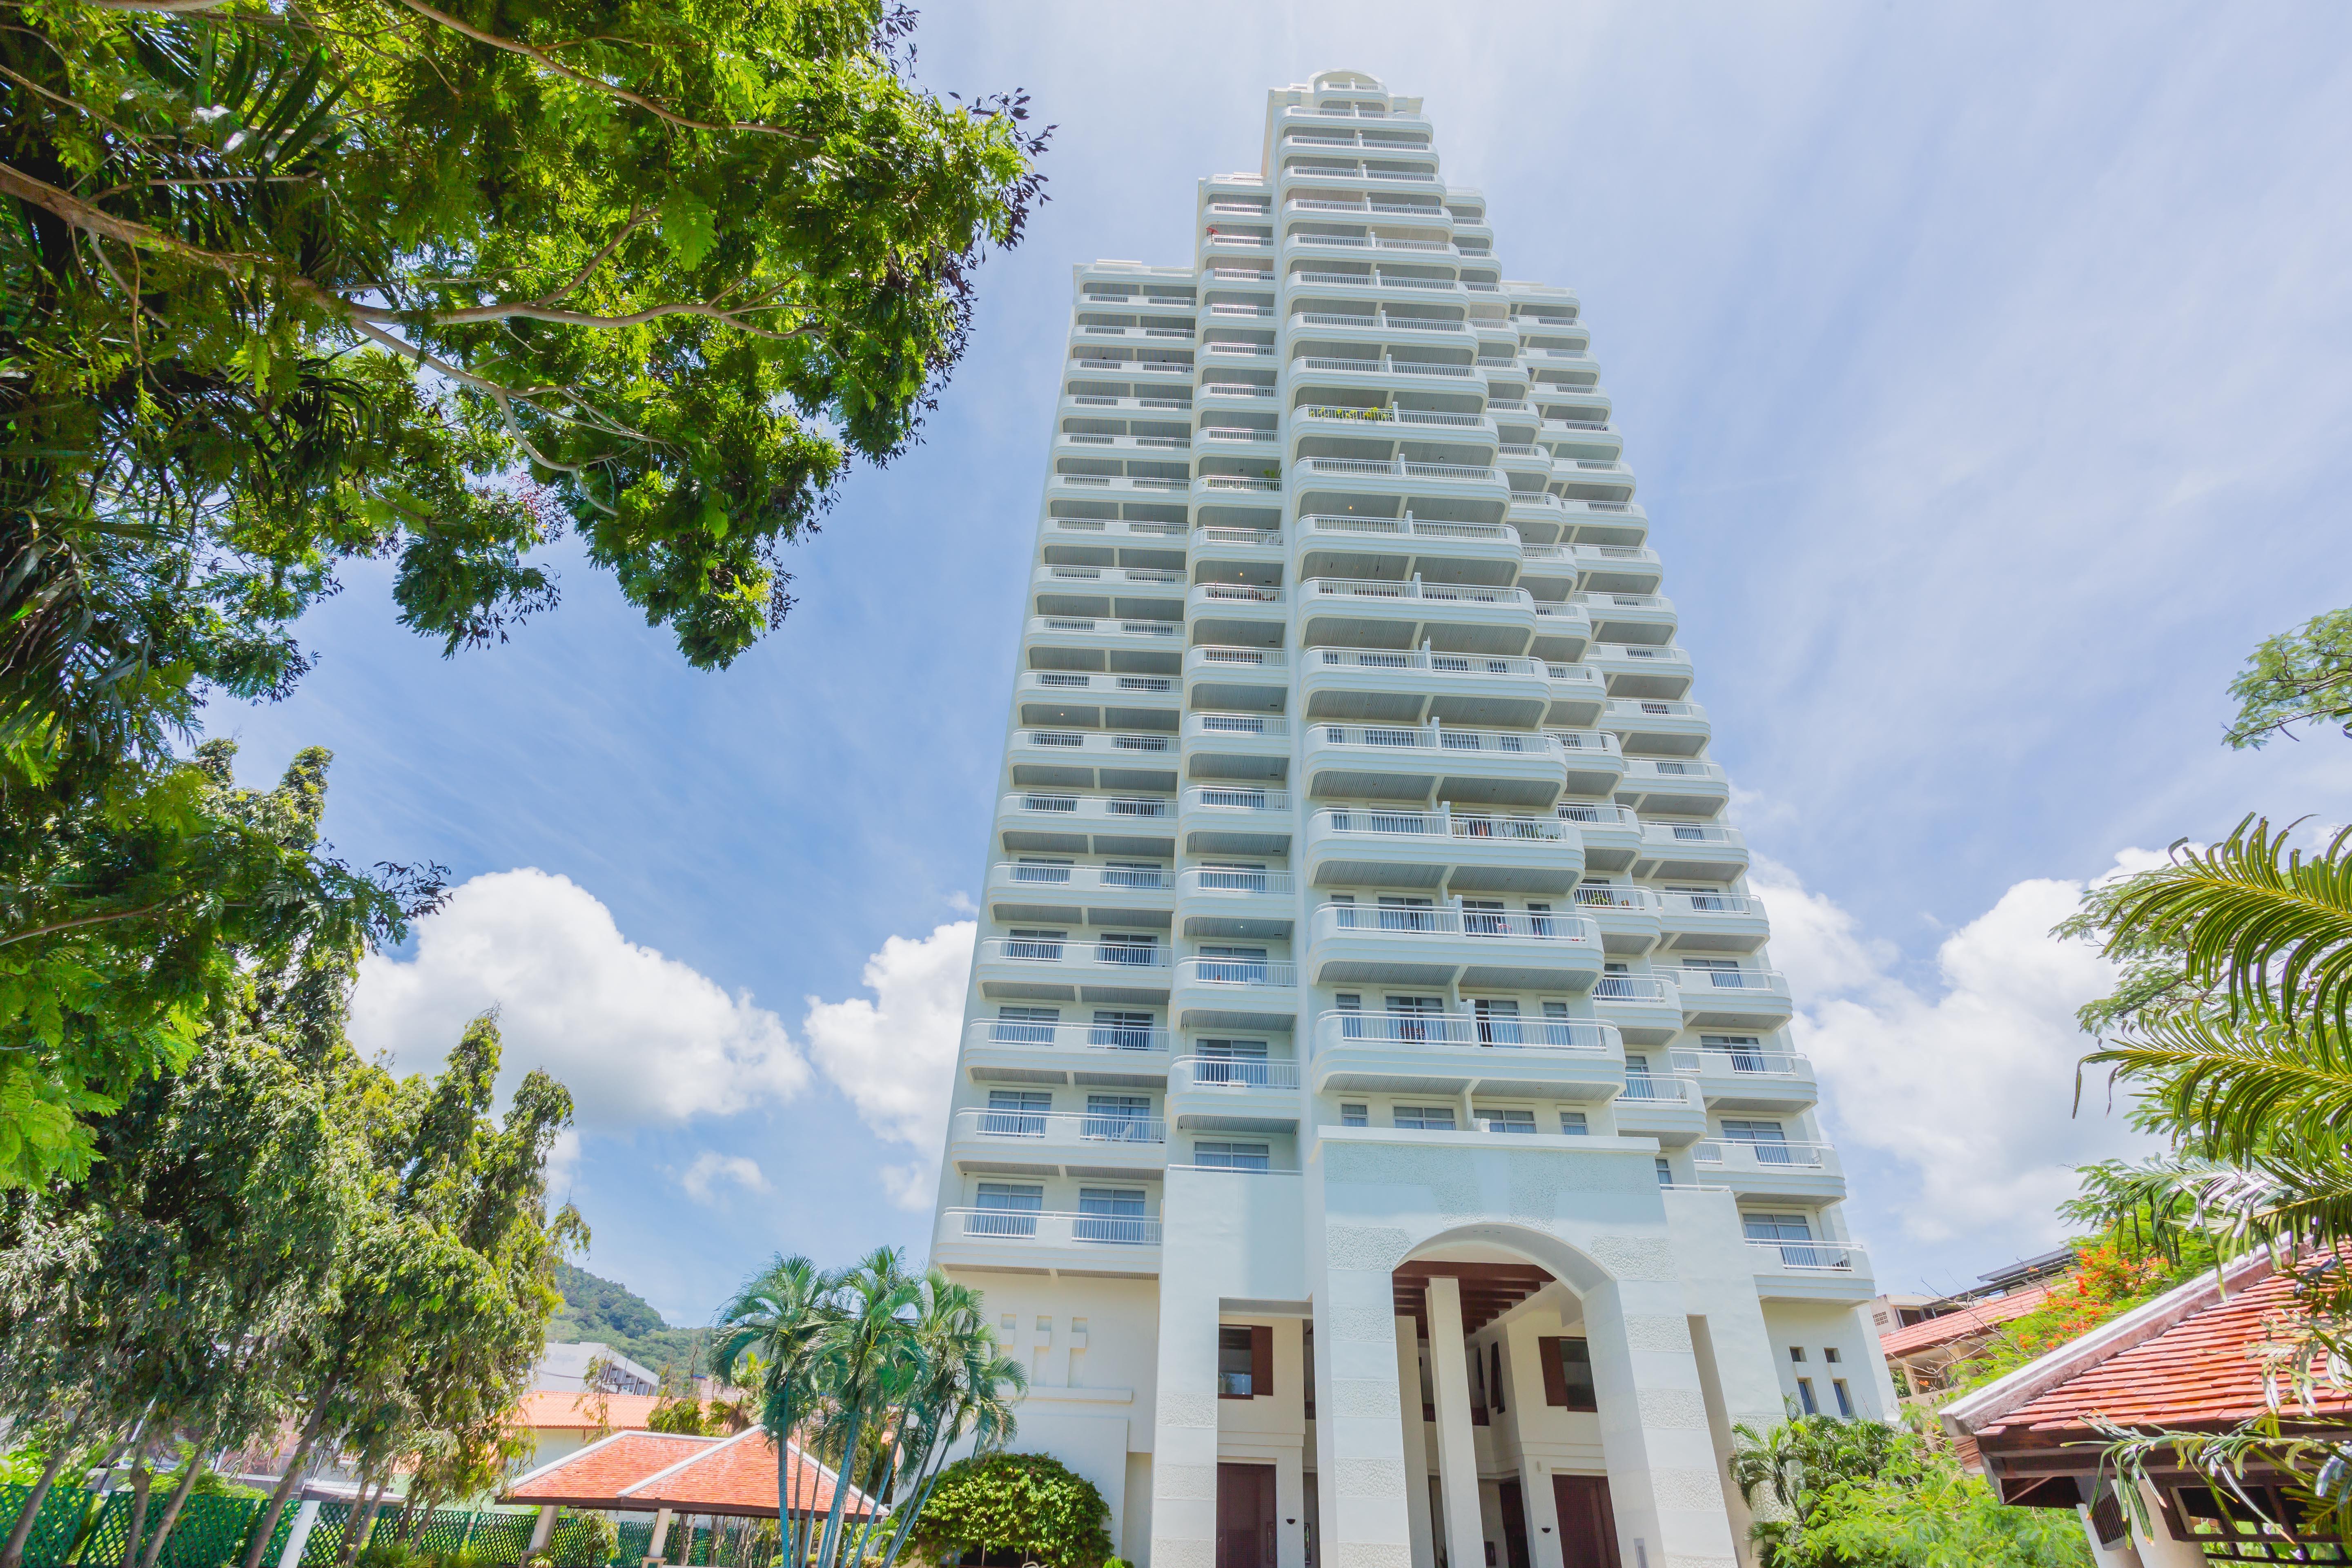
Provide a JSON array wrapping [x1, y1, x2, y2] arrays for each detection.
[[995, 1004, 1060, 1044], [1796, 1377, 1818, 1415], [1832, 1379, 1854, 1417], [1341, 1103, 1369, 1128], [1394, 1105, 1456, 1131], [1091, 1009, 1156, 1050], [1472, 998, 1522, 1044], [1074, 1187, 1149, 1244], [1083, 1094, 1155, 1141], [1013, 857, 1075, 885], [1461, 898, 1507, 936], [1195, 1140, 1271, 1171], [981, 1089, 1051, 1136], [1541, 1337, 1598, 1411], [1098, 931, 1159, 965], [968, 1183, 1042, 1238], [1654, 1156, 1672, 1186], [1823, 1347, 1842, 1364], [1723, 1118, 1794, 1164], [1479, 1107, 1537, 1134], [1007, 927, 1067, 960], [1788, 1346, 1807, 1363], [1703, 1033, 1767, 1071], [1218, 1326, 1256, 1398], [1196, 1038, 1270, 1086], [1561, 1111, 1590, 1136], [1745, 1212, 1813, 1243]]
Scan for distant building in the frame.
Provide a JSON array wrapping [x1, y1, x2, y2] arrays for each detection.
[[534, 1341, 660, 1395], [1875, 1247, 2078, 1399], [512, 1390, 664, 1472], [1944, 1250, 2352, 1566]]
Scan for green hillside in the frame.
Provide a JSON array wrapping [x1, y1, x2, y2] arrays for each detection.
[[548, 1262, 709, 1381]]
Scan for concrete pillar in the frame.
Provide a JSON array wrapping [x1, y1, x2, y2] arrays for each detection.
[[1425, 1278, 1485, 1568], [276, 1501, 323, 1568], [1313, 1264, 1415, 1568], [1515, 1454, 1561, 1568], [646, 1508, 674, 1564], [526, 1507, 556, 1555], [1276, 1446, 1306, 1568], [2132, 1481, 2207, 1568], [2077, 1504, 2145, 1568], [1147, 1271, 1222, 1568], [1581, 1279, 1742, 1567], [1395, 1317, 1437, 1568]]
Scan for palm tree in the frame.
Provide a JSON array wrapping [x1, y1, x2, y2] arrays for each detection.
[[873, 1271, 1027, 1568], [806, 1248, 921, 1568], [713, 1256, 835, 1568]]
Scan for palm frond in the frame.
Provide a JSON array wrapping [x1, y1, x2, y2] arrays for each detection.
[[2087, 1005, 2352, 1163], [2103, 818, 2352, 1035]]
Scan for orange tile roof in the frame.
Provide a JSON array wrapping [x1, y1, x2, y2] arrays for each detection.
[[507, 1433, 714, 1505], [1980, 1261, 2352, 1435], [516, 1391, 665, 1432], [1880, 1283, 2061, 1359], [502, 1428, 875, 1519]]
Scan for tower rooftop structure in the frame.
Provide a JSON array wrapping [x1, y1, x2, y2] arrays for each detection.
[[925, 69, 1891, 1568]]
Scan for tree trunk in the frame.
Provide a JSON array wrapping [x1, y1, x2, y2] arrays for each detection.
[[117, 1465, 153, 1568], [238, 1381, 341, 1568], [0, 1425, 81, 1568], [138, 1446, 210, 1568], [336, 1479, 386, 1568], [813, 1408, 861, 1568]]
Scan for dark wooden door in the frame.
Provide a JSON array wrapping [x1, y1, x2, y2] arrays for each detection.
[[1497, 1479, 1531, 1568], [1217, 1462, 1277, 1568], [1550, 1475, 1623, 1568]]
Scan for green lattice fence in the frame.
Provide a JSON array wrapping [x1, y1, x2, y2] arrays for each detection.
[[613, 1521, 653, 1564], [297, 1503, 351, 1568], [0, 1481, 105, 1568], [466, 1512, 534, 1563]]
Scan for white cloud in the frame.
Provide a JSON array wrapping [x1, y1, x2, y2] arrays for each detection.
[[1754, 852, 2169, 1272], [681, 1152, 771, 1203], [352, 869, 808, 1131], [800, 920, 976, 1208]]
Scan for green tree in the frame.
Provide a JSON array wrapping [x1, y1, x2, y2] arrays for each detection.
[[2223, 606, 2352, 748], [906, 1453, 1110, 1568]]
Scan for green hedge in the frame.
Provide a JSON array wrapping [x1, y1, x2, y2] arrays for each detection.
[[907, 1454, 1111, 1568]]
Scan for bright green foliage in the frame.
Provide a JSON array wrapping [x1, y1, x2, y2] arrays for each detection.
[[2225, 606, 2352, 748], [1933, 1242, 2185, 1395], [710, 1252, 1024, 1568], [644, 1394, 711, 1435], [906, 1453, 1112, 1568], [2, 0, 1048, 745], [0, 739, 437, 1190], [1729, 1416, 2087, 1568]]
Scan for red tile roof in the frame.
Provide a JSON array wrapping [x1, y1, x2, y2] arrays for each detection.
[[516, 1391, 665, 1432], [1880, 1283, 2061, 1359], [1978, 1260, 2352, 1436], [507, 1433, 714, 1506], [502, 1428, 876, 1519]]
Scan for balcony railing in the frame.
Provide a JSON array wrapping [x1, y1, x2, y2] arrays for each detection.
[[1309, 648, 1546, 679], [1545, 664, 1604, 687], [956, 1109, 1167, 1144], [1018, 671, 1175, 697], [1297, 516, 1512, 549], [1659, 892, 1763, 918], [1694, 1138, 1836, 1170], [1194, 525, 1283, 549], [1747, 1240, 1865, 1272], [1013, 730, 1176, 757], [1624, 759, 1727, 785], [1575, 886, 1661, 911], [1177, 957, 1298, 987], [1294, 408, 1487, 430], [1590, 974, 1679, 1004], [1000, 792, 1174, 822], [1187, 645, 1288, 674], [1030, 615, 1182, 639], [1314, 807, 1568, 842], [1293, 312, 1467, 334], [1670, 1046, 1809, 1078], [1182, 785, 1292, 813], [1548, 728, 1620, 754], [1312, 903, 1601, 944], [1312, 722, 1555, 757], [1642, 822, 1743, 848], [1317, 1009, 1615, 1051], [1558, 802, 1641, 828], [1665, 967, 1785, 993], [989, 862, 1174, 893], [1172, 1056, 1302, 1090], [976, 938, 1171, 970], [1298, 458, 1500, 484], [1044, 563, 1186, 584], [1192, 583, 1285, 605], [1178, 867, 1297, 897], [1615, 1074, 1695, 1105], [1606, 697, 1706, 721], [964, 1020, 1170, 1054], [1303, 577, 1532, 607], [944, 1208, 1162, 1247], [1296, 356, 1478, 379], [1184, 713, 1290, 743]]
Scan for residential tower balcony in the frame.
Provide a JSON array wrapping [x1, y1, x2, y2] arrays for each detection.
[[1610, 1072, 1708, 1146], [1181, 712, 1290, 781], [1589, 642, 1693, 700], [1175, 866, 1297, 940], [1305, 806, 1582, 895], [947, 1108, 1168, 1179], [1179, 784, 1294, 856], [961, 1018, 1170, 1089], [1013, 670, 1178, 731], [1305, 902, 1604, 991], [1670, 1047, 1818, 1113], [1310, 1010, 1623, 1100], [1297, 576, 1536, 656], [1691, 1137, 1846, 1202], [931, 1207, 1162, 1276], [972, 935, 1172, 1006], [1666, 966, 1793, 1029], [1747, 1240, 1876, 1304], [1303, 720, 1566, 808], [1603, 697, 1711, 757], [1572, 884, 1661, 954], [1656, 892, 1770, 954], [1167, 1055, 1301, 1134], [983, 861, 1174, 927], [1559, 800, 1642, 872], [1616, 757, 1730, 816], [1298, 646, 1551, 728], [1172, 954, 1299, 1033], [1588, 972, 1685, 1045], [1634, 820, 1751, 880], [997, 791, 1176, 858]]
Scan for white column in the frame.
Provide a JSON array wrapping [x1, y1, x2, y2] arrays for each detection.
[[1581, 1281, 1742, 1567], [1424, 1278, 1484, 1568], [646, 1508, 674, 1564], [2132, 1481, 2207, 1568], [1315, 1265, 1414, 1568], [276, 1501, 323, 1568], [1147, 1273, 1222, 1568], [1395, 1317, 1436, 1568], [526, 1507, 556, 1555], [1516, 1455, 1561, 1568], [2076, 1505, 2145, 1568], [1276, 1447, 1306, 1568]]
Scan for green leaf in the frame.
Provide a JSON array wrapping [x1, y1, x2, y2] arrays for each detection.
[[659, 195, 717, 269]]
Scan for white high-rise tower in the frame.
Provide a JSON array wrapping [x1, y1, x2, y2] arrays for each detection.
[[927, 70, 1891, 1568]]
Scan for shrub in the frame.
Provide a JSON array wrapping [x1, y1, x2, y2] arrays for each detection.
[[906, 1454, 1111, 1568]]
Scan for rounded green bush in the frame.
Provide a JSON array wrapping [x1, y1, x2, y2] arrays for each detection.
[[906, 1454, 1111, 1568]]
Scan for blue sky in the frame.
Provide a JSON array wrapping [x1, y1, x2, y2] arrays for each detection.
[[225, 1, 2352, 1322]]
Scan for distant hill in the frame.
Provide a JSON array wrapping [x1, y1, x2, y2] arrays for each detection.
[[548, 1262, 709, 1381]]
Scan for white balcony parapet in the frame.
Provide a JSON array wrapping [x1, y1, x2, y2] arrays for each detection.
[[1194, 525, 1285, 548], [1289, 273, 1463, 294], [1197, 475, 1283, 492], [1172, 1056, 1302, 1090], [1046, 515, 1189, 537], [1311, 721, 1556, 756], [953, 1108, 1168, 1143], [1659, 892, 1764, 918], [1614, 1074, 1695, 1105], [1665, 966, 1786, 993], [1575, 886, 1660, 912], [1184, 713, 1290, 742], [1298, 458, 1501, 483], [1302, 577, 1532, 607], [1281, 234, 1451, 254], [942, 1208, 1162, 1247], [1043, 564, 1187, 585], [1298, 513, 1515, 544], [975, 937, 1172, 971], [988, 862, 1175, 894], [1310, 647, 1546, 679], [1178, 867, 1298, 896], [1187, 645, 1289, 673], [1201, 381, 1277, 399], [1294, 407, 1488, 430], [1694, 1138, 1835, 1170], [1296, 356, 1478, 379], [1314, 806, 1568, 842], [1607, 697, 1707, 720], [1747, 1240, 1866, 1273], [1314, 1010, 1616, 1052], [1017, 670, 1176, 698], [1192, 582, 1285, 606], [1642, 822, 1743, 847], [1590, 974, 1679, 1004], [1293, 312, 1468, 334], [1178, 957, 1300, 987], [1029, 615, 1183, 639], [1624, 759, 1728, 785], [1013, 730, 1178, 758], [964, 1019, 1171, 1053], [1669, 1047, 1810, 1078], [1545, 663, 1604, 686], [1198, 426, 1277, 443], [1592, 641, 1690, 664], [1183, 784, 1292, 813], [1000, 791, 1175, 822], [1310, 902, 1602, 945], [1558, 802, 1641, 827]]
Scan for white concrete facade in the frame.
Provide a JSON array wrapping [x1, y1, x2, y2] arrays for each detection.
[[927, 70, 1893, 1568]]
